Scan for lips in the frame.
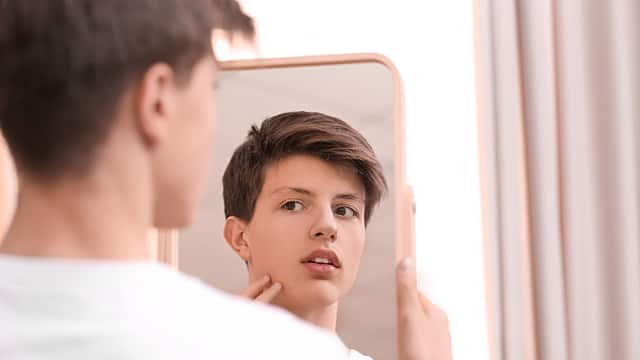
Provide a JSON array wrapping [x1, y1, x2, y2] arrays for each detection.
[[301, 248, 342, 268]]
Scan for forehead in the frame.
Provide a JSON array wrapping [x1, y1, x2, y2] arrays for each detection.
[[261, 155, 365, 196]]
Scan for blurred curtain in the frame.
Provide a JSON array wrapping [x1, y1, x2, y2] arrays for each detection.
[[474, 0, 640, 359]]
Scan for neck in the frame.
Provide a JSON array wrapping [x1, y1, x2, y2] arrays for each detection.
[[298, 302, 339, 331], [0, 166, 151, 261], [275, 298, 339, 331]]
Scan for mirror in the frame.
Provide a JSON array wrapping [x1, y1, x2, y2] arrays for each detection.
[[177, 55, 407, 360]]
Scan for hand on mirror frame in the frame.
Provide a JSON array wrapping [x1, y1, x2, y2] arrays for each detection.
[[240, 274, 283, 303], [397, 258, 452, 360]]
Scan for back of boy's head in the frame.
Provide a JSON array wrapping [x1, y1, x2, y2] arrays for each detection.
[[0, 0, 253, 179], [223, 111, 388, 225]]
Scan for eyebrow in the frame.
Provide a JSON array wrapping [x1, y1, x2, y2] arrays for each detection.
[[334, 193, 365, 204], [271, 187, 364, 204], [271, 187, 313, 197]]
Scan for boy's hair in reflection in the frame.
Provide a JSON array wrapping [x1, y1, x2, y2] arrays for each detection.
[[223, 111, 387, 225]]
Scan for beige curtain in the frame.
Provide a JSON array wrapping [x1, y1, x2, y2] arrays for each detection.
[[475, 0, 640, 359]]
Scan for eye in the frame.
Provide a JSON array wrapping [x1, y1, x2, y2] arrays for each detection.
[[335, 206, 358, 218], [282, 200, 304, 212]]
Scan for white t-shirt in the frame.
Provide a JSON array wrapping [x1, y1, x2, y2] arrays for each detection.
[[0, 255, 351, 359]]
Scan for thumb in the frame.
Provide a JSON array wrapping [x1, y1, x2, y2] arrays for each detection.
[[396, 257, 420, 312], [396, 257, 424, 360]]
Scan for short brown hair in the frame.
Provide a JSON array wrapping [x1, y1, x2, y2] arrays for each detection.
[[0, 0, 253, 178], [223, 111, 387, 225]]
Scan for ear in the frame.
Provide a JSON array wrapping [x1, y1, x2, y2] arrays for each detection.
[[133, 63, 177, 146], [224, 216, 251, 262]]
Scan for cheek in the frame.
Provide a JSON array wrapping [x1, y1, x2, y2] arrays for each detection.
[[341, 226, 366, 270], [200, 91, 216, 141], [248, 214, 308, 273], [178, 91, 215, 184], [248, 221, 282, 266], [187, 89, 215, 152]]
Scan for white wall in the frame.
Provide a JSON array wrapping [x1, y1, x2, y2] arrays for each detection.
[[216, 1, 489, 359]]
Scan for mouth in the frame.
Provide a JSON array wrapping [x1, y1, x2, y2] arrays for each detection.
[[301, 248, 342, 269]]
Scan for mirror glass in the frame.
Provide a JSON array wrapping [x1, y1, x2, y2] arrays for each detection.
[[179, 61, 397, 359]]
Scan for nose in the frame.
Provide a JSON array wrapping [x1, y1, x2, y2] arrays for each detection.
[[309, 207, 337, 242]]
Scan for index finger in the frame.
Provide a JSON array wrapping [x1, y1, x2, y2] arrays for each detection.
[[240, 275, 271, 299], [255, 282, 283, 303]]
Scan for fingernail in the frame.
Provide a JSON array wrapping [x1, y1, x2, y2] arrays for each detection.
[[399, 258, 415, 272], [262, 274, 270, 281]]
